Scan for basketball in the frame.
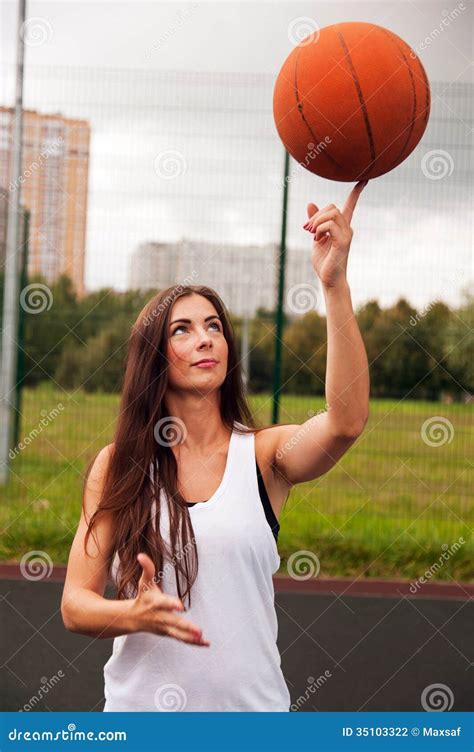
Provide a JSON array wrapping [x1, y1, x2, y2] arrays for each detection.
[[273, 21, 431, 182]]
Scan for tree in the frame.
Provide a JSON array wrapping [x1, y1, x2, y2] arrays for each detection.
[[22, 273, 78, 387], [55, 314, 130, 392], [281, 311, 327, 395], [365, 298, 428, 398], [247, 317, 275, 393], [415, 300, 453, 399], [445, 288, 474, 394]]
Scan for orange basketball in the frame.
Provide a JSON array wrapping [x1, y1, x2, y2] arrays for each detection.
[[273, 21, 431, 181]]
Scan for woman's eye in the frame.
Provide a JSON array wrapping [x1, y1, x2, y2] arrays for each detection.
[[171, 322, 221, 336]]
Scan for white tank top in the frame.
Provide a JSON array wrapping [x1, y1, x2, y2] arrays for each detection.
[[103, 420, 291, 712]]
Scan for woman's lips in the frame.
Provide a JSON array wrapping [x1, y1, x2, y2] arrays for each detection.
[[193, 360, 217, 368]]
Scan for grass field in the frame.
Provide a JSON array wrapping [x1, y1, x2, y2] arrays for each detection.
[[1, 384, 472, 581]]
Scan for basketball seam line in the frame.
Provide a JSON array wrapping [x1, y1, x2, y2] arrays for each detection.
[[293, 46, 344, 171], [336, 29, 376, 174], [379, 28, 418, 171]]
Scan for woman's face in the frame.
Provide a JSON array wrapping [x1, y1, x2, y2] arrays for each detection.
[[165, 294, 229, 396]]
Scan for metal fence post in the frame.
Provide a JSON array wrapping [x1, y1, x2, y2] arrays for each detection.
[[271, 148, 289, 424]]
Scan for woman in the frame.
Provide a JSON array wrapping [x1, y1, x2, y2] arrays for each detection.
[[61, 180, 369, 712]]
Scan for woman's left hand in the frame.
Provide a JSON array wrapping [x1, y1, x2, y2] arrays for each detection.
[[303, 179, 368, 289]]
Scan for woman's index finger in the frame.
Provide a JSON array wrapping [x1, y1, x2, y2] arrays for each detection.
[[342, 180, 368, 224]]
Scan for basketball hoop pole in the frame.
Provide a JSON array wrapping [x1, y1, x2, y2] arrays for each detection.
[[271, 148, 289, 425]]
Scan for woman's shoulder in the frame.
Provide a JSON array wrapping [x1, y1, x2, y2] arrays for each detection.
[[85, 442, 113, 478], [246, 424, 282, 471], [100, 442, 115, 458], [252, 424, 285, 455], [253, 425, 293, 518]]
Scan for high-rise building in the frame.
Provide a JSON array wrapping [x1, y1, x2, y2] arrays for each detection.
[[0, 189, 28, 277], [129, 238, 318, 317], [0, 106, 90, 296]]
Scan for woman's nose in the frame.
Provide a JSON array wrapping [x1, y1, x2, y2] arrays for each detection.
[[197, 329, 212, 346]]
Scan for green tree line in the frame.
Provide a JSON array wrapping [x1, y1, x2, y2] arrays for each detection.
[[1, 272, 472, 399]]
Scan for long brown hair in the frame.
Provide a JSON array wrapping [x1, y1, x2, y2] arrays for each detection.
[[83, 284, 270, 606]]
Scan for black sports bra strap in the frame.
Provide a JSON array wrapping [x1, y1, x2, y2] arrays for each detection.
[[185, 459, 280, 542], [256, 460, 280, 541]]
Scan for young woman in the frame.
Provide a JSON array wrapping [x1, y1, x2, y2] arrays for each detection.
[[61, 181, 369, 712]]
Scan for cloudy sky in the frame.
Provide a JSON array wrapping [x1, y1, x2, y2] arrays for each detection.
[[1, 0, 472, 311]]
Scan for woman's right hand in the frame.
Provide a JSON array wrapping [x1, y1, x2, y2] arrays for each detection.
[[130, 553, 210, 646]]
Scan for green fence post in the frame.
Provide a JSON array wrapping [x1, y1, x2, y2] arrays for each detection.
[[271, 149, 290, 425], [14, 209, 30, 447]]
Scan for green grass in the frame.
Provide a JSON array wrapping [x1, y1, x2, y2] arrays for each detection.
[[1, 384, 472, 581]]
